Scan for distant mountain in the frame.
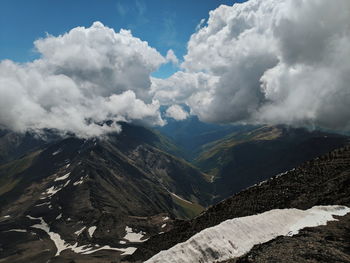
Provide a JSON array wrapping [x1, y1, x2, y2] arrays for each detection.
[[195, 125, 349, 201], [155, 115, 250, 159], [128, 144, 350, 263], [0, 123, 212, 263], [0, 130, 55, 165]]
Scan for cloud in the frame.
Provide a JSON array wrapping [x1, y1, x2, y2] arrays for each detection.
[[135, 0, 146, 15], [195, 18, 206, 31], [116, 2, 128, 17], [165, 49, 179, 65], [151, 71, 219, 120], [165, 105, 189, 121], [0, 22, 165, 138], [3, 0, 350, 138], [152, 0, 350, 131]]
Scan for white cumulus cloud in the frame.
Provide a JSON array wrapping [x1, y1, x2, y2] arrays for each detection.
[[0, 22, 166, 138], [2, 1, 350, 137], [165, 49, 179, 65], [165, 105, 189, 121], [153, 0, 350, 131]]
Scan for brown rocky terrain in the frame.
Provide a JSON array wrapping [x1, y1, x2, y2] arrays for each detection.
[[128, 145, 350, 262]]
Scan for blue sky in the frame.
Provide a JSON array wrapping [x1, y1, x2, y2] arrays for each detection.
[[0, 0, 245, 78]]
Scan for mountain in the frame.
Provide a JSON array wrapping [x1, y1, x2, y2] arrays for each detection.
[[0, 130, 55, 165], [0, 123, 212, 263], [1, 123, 349, 263], [155, 115, 250, 160], [128, 144, 350, 262], [195, 125, 349, 201]]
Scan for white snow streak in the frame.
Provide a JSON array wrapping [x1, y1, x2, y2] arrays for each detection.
[[35, 201, 51, 207], [75, 226, 86, 236], [52, 149, 62, 156], [54, 173, 71, 182], [56, 214, 62, 220], [6, 229, 27, 233], [73, 177, 85, 186], [81, 245, 137, 255], [44, 186, 62, 197], [145, 205, 350, 263]]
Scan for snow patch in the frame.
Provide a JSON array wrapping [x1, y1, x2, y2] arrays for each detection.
[[120, 247, 138, 255], [123, 226, 147, 243], [27, 215, 95, 255], [73, 177, 85, 186], [145, 205, 350, 263], [88, 226, 97, 237], [44, 186, 62, 197], [56, 214, 62, 220], [28, 216, 69, 256], [163, 216, 170, 221], [161, 224, 166, 228], [55, 173, 70, 182]]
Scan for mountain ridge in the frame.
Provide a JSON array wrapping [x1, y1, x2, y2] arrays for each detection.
[[128, 144, 350, 262]]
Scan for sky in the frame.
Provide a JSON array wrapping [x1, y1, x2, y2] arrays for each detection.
[[0, 0, 244, 78], [0, 0, 350, 138]]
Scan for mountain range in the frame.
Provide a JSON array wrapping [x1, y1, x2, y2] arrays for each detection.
[[0, 122, 349, 263]]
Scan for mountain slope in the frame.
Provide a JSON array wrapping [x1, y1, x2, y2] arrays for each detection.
[[155, 115, 250, 160], [128, 144, 350, 262], [0, 130, 53, 165], [195, 125, 349, 201], [0, 123, 212, 263]]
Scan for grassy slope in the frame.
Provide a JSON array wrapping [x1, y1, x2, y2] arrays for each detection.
[[0, 150, 41, 196], [171, 194, 204, 219], [195, 126, 281, 176]]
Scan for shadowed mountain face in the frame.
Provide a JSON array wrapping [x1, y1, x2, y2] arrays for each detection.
[[0, 130, 53, 165], [155, 115, 253, 159], [0, 123, 212, 263], [194, 125, 350, 201], [128, 145, 350, 263]]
